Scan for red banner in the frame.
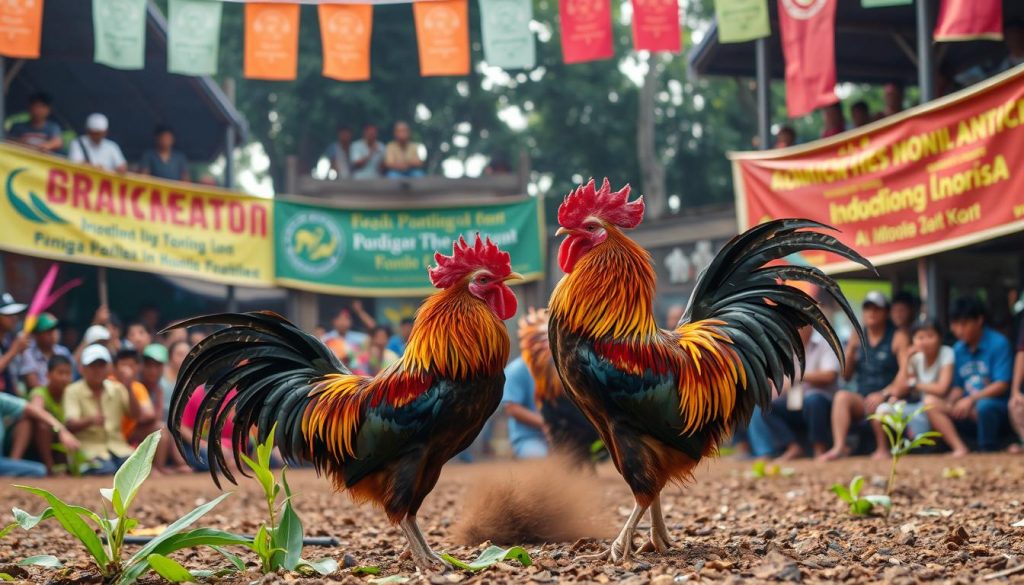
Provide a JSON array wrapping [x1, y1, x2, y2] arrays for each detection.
[[777, 0, 837, 118], [934, 0, 1002, 42], [731, 66, 1024, 274], [0, 0, 44, 58], [559, 0, 614, 64], [632, 0, 680, 53]]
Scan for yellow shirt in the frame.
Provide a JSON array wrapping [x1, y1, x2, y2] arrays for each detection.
[[62, 379, 135, 460], [385, 141, 422, 168]]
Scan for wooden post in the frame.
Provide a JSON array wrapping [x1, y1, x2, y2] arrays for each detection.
[[97, 267, 109, 308]]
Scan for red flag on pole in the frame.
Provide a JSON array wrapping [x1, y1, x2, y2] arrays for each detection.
[[934, 0, 1002, 42], [559, 0, 614, 64], [777, 0, 837, 118], [631, 0, 681, 53]]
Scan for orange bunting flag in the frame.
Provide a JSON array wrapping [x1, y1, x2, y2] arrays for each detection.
[[934, 0, 1002, 42], [632, 0, 681, 53], [319, 4, 373, 82], [0, 0, 45, 58], [559, 0, 614, 64], [413, 0, 470, 77], [244, 3, 300, 81]]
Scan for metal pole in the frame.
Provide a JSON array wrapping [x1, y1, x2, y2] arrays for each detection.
[[224, 126, 236, 190], [0, 57, 6, 141], [916, 0, 938, 317], [226, 284, 238, 313], [755, 38, 771, 150]]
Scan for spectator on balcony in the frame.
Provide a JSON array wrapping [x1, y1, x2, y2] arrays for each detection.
[[324, 125, 354, 180], [850, 101, 871, 128], [774, 126, 796, 148], [821, 103, 845, 138], [384, 121, 425, 179], [139, 125, 189, 182], [882, 83, 904, 118], [9, 93, 63, 154], [68, 114, 126, 173], [350, 123, 385, 179]]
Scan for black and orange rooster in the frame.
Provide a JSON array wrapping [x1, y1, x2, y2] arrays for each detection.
[[548, 179, 870, 562], [166, 235, 522, 571]]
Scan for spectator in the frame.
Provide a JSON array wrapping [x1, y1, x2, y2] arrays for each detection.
[[883, 83, 904, 118], [0, 386, 78, 477], [324, 125, 354, 180], [354, 326, 400, 376], [998, 20, 1024, 73], [388, 318, 414, 356], [820, 291, 910, 461], [14, 312, 73, 390], [850, 101, 871, 128], [665, 305, 685, 329], [384, 121, 425, 179], [501, 356, 548, 459], [114, 349, 157, 445], [775, 126, 796, 148], [62, 345, 138, 474], [323, 308, 370, 348], [1010, 317, 1024, 453], [928, 297, 1012, 455], [188, 327, 208, 347], [138, 305, 161, 334], [27, 355, 74, 473], [139, 343, 189, 474], [0, 292, 29, 396], [748, 326, 839, 460], [313, 324, 327, 340], [821, 103, 845, 138], [8, 93, 63, 153], [68, 113, 127, 173], [74, 323, 112, 371], [139, 125, 189, 182], [107, 314, 124, 353], [162, 341, 189, 415], [125, 321, 153, 351], [890, 291, 919, 338], [350, 123, 385, 179]]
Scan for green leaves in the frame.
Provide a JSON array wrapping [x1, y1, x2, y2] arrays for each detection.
[[18, 555, 63, 568], [15, 486, 110, 570], [146, 554, 193, 583], [270, 471, 303, 571], [441, 545, 534, 572], [112, 431, 161, 515], [830, 476, 891, 516]]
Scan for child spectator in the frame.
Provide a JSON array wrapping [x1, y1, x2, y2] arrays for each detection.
[[114, 349, 157, 445], [27, 355, 74, 473], [928, 297, 1013, 455], [1, 387, 78, 477], [125, 321, 153, 351], [384, 121, 425, 178], [9, 93, 63, 153], [15, 313, 73, 389]]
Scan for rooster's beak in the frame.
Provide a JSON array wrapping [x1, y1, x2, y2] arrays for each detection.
[[503, 272, 525, 283], [555, 227, 572, 237]]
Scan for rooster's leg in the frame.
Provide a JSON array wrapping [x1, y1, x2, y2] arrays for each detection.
[[640, 493, 674, 553], [399, 516, 450, 572], [578, 501, 648, 564]]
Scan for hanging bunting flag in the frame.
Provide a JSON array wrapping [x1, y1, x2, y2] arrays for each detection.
[[0, 0, 45, 58], [861, 0, 911, 7], [244, 2, 300, 80], [168, 0, 223, 76], [413, 0, 470, 77], [479, 0, 536, 70], [777, 0, 837, 118], [713, 0, 770, 43], [93, 0, 147, 70], [934, 0, 1002, 42], [319, 4, 373, 81], [632, 0, 680, 53], [559, 0, 614, 63]]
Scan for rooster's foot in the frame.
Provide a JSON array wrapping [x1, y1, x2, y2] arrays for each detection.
[[639, 528, 674, 554], [410, 550, 452, 573], [576, 534, 635, 564]]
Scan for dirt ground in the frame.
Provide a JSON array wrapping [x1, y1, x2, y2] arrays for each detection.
[[1, 453, 1023, 584]]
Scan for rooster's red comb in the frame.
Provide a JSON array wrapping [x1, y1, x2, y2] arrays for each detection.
[[429, 234, 512, 289], [557, 178, 645, 230]]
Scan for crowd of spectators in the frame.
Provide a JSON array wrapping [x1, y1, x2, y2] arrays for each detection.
[[323, 121, 426, 180]]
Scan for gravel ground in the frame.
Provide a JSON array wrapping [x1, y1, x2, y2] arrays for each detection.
[[1, 453, 1023, 584]]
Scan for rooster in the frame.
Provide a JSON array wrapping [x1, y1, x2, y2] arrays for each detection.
[[548, 179, 870, 562], [166, 235, 522, 571]]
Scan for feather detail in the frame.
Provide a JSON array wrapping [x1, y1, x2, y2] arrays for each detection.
[[518, 309, 564, 404]]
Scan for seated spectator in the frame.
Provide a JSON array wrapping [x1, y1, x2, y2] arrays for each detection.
[[139, 125, 189, 182], [124, 321, 153, 351], [324, 308, 370, 347], [62, 345, 138, 474], [114, 349, 157, 445], [890, 291, 919, 338], [139, 343, 190, 474], [820, 292, 910, 461], [928, 297, 1013, 455], [502, 356, 548, 459], [1010, 318, 1024, 453], [384, 121, 425, 179], [162, 341, 190, 414], [68, 113, 127, 173], [388, 318, 414, 356], [1, 291, 29, 395], [14, 313, 72, 390], [882, 83, 904, 118], [27, 355, 75, 474], [107, 314, 124, 353], [350, 123, 385, 179], [850, 100, 871, 128], [324, 125, 354, 180], [774, 125, 796, 148], [188, 327, 209, 347], [1, 386, 78, 477], [353, 326, 400, 376], [748, 326, 839, 460], [8, 93, 63, 153], [821, 103, 845, 138]]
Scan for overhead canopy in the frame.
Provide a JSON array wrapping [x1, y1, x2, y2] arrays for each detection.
[[689, 0, 1024, 86], [5, 0, 247, 162]]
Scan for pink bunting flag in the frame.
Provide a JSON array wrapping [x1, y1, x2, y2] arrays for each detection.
[[23, 264, 82, 333]]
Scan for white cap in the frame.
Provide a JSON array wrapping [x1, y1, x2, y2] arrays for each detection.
[[81, 344, 112, 366], [86, 113, 109, 132], [83, 324, 111, 346]]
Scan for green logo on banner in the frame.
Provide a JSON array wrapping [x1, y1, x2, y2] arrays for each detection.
[[6, 168, 67, 225], [283, 211, 344, 276]]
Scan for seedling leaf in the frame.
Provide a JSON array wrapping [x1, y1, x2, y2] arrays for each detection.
[[15, 486, 109, 569], [113, 431, 161, 515], [370, 576, 410, 584], [354, 566, 382, 575], [830, 483, 853, 504], [298, 557, 339, 575], [441, 545, 533, 572], [147, 553, 193, 582], [18, 554, 62, 568]]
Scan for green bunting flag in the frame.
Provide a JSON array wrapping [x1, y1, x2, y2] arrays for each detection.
[[479, 0, 536, 70], [713, 0, 770, 44], [862, 0, 912, 7], [93, 0, 148, 70], [168, 0, 223, 76]]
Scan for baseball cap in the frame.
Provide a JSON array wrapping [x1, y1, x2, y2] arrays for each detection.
[[142, 343, 168, 364], [862, 291, 889, 310], [34, 313, 59, 333], [86, 113, 109, 132], [0, 292, 27, 316], [82, 324, 112, 346], [81, 344, 112, 366]]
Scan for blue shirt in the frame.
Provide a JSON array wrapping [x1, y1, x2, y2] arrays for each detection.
[[953, 327, 1012, 397], [0, 392, 27, 450], [501, 357, 546, 451], [387, 335, 407, 356]]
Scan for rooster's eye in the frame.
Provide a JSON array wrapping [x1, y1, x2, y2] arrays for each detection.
[[476, 276, 490, 284], [585, 224, 598, 232]]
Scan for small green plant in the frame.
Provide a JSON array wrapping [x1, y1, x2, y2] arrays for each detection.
[[869, 402, 942, 496], [1, 431, 248, 584], [747, 460, 795, 479], [441, 545, 533, 572], [242, 426, 338, 576], [831, 475, 892, 516]]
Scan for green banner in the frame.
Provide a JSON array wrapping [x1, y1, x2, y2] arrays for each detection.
[[93, 0, 147, 70], [274, 197, 545, 296], [168, 0, 223, 76], [479, 0, 536, 70], [861, 0, 911, 7], [714, 0, 770, 44]]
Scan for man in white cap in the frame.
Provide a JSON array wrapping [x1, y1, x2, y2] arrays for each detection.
[[0, 292, 29, 396], [68, 113, 127, 173]]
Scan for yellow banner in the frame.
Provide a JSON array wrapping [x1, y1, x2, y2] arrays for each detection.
[[0, 143, 274, 287]]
